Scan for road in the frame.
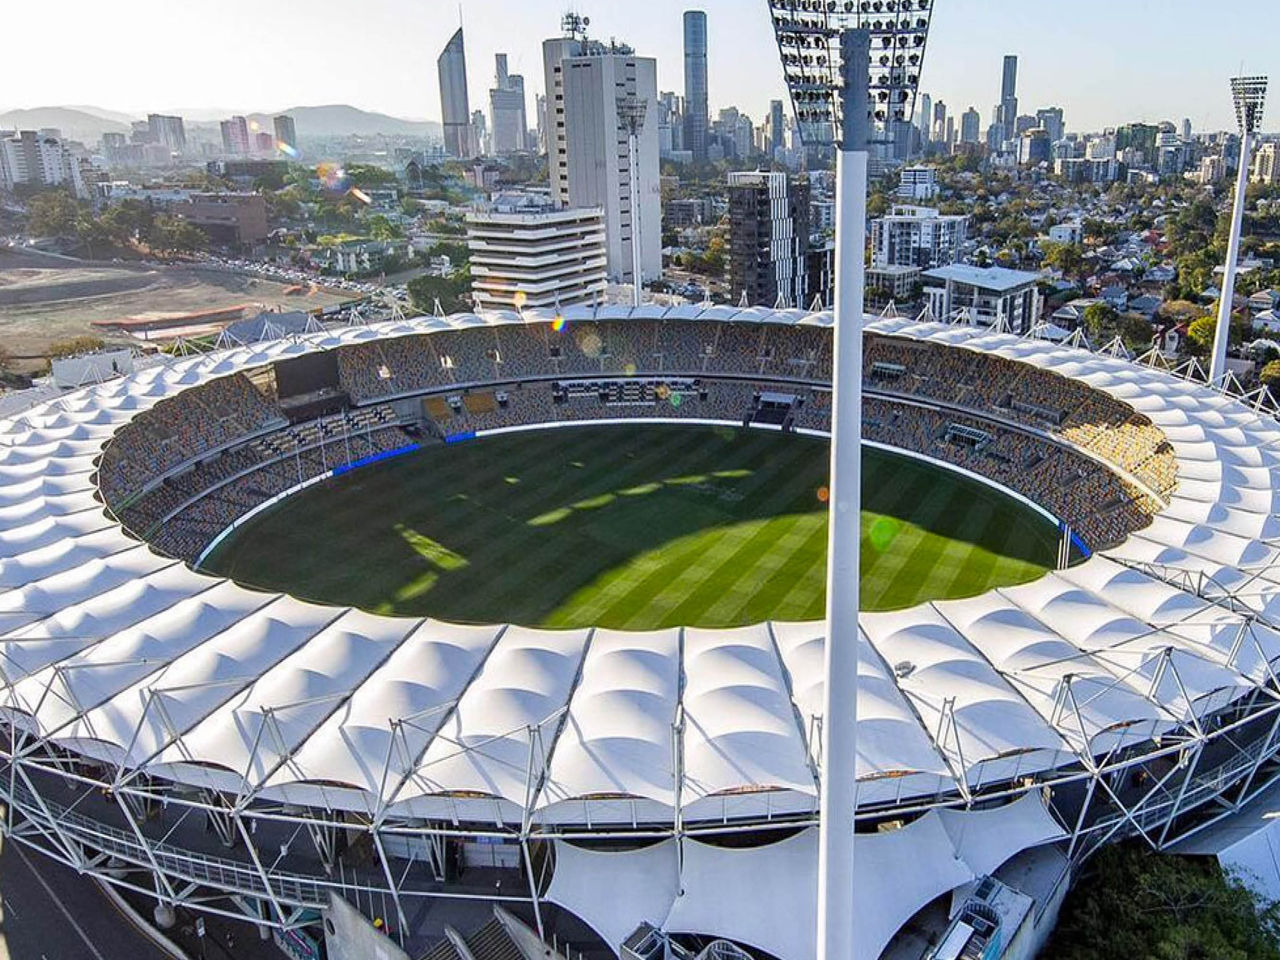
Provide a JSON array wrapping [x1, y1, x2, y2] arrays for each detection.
[[0, 835, 174, 960]]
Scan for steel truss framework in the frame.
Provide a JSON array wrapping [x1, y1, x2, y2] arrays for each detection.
[[5, 307, 1280, 953]]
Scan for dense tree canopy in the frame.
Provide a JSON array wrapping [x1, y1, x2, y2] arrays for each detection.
[[1045, 844, 1280, 960]]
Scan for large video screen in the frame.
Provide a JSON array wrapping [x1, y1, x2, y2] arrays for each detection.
[[274, 353, 339, 400]]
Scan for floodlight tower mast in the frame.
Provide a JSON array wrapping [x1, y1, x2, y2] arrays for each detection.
[[618, 96, 649, 308], [767, 3, 935, 958], [1211, 76, 1267, 386]]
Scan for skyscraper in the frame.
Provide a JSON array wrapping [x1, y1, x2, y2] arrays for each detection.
[[961, 107, 981, 144], [1036, 107, 1065, 143], [147, 114, 186, 153], [273, 115, 297, 152], [769, 99, 785, 154], [438, 27, 471, 158], [543, 19, 660, 287], [933, 101, 947, 142], [489, 54, 529, 155], [918, 93, 932, 146], [997, 55, 1018, 137], [220, 116, 250, 156], [683, 11, 709, 164]]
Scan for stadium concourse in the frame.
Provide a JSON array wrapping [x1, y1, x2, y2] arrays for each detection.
[[3, 303, 1280, 959]]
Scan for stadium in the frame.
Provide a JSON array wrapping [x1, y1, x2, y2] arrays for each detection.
[[3, 304, 1280, 960]]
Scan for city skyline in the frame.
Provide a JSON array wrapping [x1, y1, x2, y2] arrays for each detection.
[[3, 0, 1278, 137]]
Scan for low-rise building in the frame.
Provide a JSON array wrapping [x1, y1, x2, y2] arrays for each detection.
[[896, 165, 939, 201], [1048, 221, 1083, 245], [467, 203, 608, 311], [867, 264, 921, 304], [178, 193, 269, 247], [922, 264, 1042, 333]]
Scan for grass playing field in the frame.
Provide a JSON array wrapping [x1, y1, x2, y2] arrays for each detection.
[[204, 424, 1060, 629]]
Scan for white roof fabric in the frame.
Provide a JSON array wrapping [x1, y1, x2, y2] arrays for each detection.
[[1, 310, 1279, 828], [574, 793, 1064, 960]]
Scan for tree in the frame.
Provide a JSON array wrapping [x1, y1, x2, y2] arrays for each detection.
[[150, 215, 208, 255], [407, 272, 472, 314], [48, 336, 105, 358], [1042, 242, 1086, 285], [1045, 843, 1280, 960], [367, 215, 403, 241], [1261, 360, 1280, 395], [1187, 315, 1218, 357], [1083, 302, 1120, 341], [25, 190, 81, 238]]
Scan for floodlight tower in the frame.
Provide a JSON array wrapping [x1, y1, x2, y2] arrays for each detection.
[[618, 96, 649, 307], [767, 3, 935, 958], [1211, 76, 1267, 386]]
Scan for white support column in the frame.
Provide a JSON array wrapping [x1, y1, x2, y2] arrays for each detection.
[[817, 28, 870, 960], [629, 127, 643, 308], [1211, 127, 1254, 386]]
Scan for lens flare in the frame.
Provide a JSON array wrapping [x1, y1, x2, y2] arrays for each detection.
[[551, 315, 567, 332], [317, 163, 348, 191], [277, 141, 299, 158], [513, 290, 528, 310], [817, 486, 830, 503]]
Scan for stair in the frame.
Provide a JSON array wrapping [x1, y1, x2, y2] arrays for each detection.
[[464, 918, 525, 960], [418, 937, 465, 960]]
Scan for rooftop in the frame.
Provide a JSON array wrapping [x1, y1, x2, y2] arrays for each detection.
[[922, 264, 1041, 292]]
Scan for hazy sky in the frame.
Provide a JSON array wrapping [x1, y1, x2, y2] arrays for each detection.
[[3, 0, 1277, 134]]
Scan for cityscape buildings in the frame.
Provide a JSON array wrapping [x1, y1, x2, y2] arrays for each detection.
[[438, 26, 471, 158], [0, 129, 87, 197], [682, 10, 709, 164], [489, 54, 529, 155]]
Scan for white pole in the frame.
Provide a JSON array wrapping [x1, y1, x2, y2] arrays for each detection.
[[629, 128, 643, 308], [1211, 127, 1253, 386], [817, 28, 869, 960]]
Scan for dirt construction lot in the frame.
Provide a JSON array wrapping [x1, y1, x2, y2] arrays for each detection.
[[0, 247, 353, 371]]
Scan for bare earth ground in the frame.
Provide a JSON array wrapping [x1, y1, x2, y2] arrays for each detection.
[[0, 247, 352, 370]]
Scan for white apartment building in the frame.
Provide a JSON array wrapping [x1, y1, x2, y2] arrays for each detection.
[[871, 205, 968, 270], [897, 166, 940, 201], [467, 204, 608, 311], [1254, 142, 1279, 186], [543, 35, 661, 287], [0, 130, 88, 198], [922, 264, 1042, 334]]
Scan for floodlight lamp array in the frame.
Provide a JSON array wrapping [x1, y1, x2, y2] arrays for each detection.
[[1230, 76, 1268, 136], [767, 0, 934, 147]]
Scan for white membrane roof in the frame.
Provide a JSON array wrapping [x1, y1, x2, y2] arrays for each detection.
[[1, 309, 1280, 824]]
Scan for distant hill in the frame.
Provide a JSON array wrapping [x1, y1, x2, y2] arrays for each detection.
[[2, 104, 441, 144], [256, 104, 441, 139], [0, 107, 129, 143]]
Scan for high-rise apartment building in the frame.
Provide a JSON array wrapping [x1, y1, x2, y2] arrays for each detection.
[[147, 114, 186, 153], [273, 115, 297, 152], [220, 116, 250, 156], [871, 205, 969, 271], [0, 130, 88, 198], [468, 202, 608, 310], [727, 171, 809, 308], [682, 11, 709, 164], [542, 26, 661, 286], [489, 54, 529, 155], [1254, 142, 1279, 185], [438, 27, 471, 158], [1036, 107, 1065, 143], [961, 107, 981, 144]]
